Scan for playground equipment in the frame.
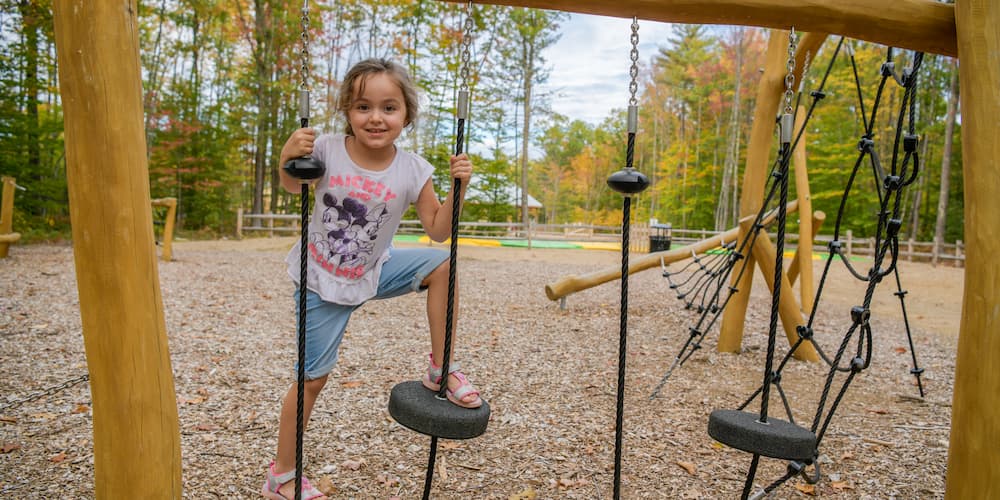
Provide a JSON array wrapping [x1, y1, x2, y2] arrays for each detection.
[[50, 0, 997, 497], [0, 176, 22, 258], [151, 197, 177, 261], [386, 5, 492, 499]]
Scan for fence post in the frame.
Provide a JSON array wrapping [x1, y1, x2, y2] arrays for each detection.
[[932, 235, 940, 266], [956, 239, 963, 268], [846, 230, 853, 259], [236, 207, 243, 239], [267, 214, 274, 237], [907, 238, 914, 262]]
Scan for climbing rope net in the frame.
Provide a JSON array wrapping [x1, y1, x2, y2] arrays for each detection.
[[651, 36, 926, 406], [649, 33, 929, 498]]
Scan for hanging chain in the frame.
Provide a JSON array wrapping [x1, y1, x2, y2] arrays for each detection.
[[459, 2, 474, 93], [299, 4, 311, 91], [628, 17, 640, 107], [783, 27, 797, 114], [0, 374, 90, 413], [798, 51, 812, 94]]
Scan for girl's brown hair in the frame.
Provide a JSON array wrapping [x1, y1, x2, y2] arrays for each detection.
[[337, 58, 419, 136]]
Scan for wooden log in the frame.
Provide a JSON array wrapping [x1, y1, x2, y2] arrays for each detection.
[[748, 230, 818, 361], [151, 197, 177, 261], [1, 176, 17, 258], [719, 31, 825, 352], [52, 1, 181, 498], [788, 105, 815, 313], [544, 200, 797, 300], [460, 0, 955, 56], [787, 210, 827, 312], [945, 0, 1000, 497]]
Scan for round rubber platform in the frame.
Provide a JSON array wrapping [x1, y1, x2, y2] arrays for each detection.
[[388, 381, 490, 440], [707, 409, 816, 461]]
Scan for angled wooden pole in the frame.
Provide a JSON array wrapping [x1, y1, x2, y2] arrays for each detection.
[[52, 1, 181, 498], [946, 0, 1000, 497], [718, 31, 825, 352]]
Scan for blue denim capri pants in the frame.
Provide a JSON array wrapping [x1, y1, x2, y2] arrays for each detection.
[[293, 247, 448, 380]]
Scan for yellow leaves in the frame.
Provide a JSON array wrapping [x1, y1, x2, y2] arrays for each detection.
[[793, 483, 816, 495], [675, 460, 697, 475], [509, 486, 537, 500], [1, 442, 20, 453]]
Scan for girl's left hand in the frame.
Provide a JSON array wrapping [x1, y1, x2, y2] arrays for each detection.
[[450, 154, 473, 182]]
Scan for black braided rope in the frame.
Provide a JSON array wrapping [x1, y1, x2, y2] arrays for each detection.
[[420, 116, 465, 500], [613, 193, 632, 500], [295, 185, 309, 500]]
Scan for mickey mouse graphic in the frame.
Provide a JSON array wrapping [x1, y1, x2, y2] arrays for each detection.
[[312, 192, 390, 270]]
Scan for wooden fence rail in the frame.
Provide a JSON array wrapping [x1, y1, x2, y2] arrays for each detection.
[[236, 212, 965, 267]]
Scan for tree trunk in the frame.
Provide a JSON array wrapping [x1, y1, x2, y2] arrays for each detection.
[[19, 1, 41, 177], [520, 39, 534, 247], [717, 28, 744, 231], [252, 0, 273, 215], [933, 60, 958, 264]]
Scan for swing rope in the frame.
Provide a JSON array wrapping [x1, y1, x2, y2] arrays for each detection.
[[293, 6, 311, 500], [419, 4, 475, 499], [605, 18, 649, 499]]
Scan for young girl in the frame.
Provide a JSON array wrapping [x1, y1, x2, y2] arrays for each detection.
[[263, 58, 482, 500]]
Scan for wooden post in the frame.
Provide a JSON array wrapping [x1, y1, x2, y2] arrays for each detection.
[[151, 198, 177, 262], [749, 231, 818, 361], [236, 207, 243, 239], [0, 176, 21, 258], [52, 1, 181, 498], [719, 31, 826, 352], [946, 1, 1000, 496], [790, 105, 814, 312], [787, 211, 826, 314]]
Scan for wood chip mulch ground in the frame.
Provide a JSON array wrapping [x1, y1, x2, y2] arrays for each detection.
[[1, 238, 961, 499]]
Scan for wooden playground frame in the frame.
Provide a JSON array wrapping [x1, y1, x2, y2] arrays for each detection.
[[50, 0, 996, 497]]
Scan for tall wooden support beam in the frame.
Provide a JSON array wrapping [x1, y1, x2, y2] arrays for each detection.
[[717, 31, 825, 352], [790, 106, 815, 312], [946, 0, 1000, 497], [463, 0, 955, 56], [52, 1, 181, 498]]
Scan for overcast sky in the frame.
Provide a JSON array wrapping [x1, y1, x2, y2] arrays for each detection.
[[538, 13, 677, 125]]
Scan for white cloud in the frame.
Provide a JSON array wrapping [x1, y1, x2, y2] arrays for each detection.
[[539, 14, 676, 125]]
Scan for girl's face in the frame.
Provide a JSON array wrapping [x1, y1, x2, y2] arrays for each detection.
[[347, 72, 407, 153]]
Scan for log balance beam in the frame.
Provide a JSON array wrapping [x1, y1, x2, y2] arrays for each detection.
[[545, 200, 817, 361]]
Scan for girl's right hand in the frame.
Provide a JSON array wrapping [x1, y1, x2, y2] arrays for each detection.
[[281, 127, 317, 160]]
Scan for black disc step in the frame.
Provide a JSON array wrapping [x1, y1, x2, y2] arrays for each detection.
[[708, 409, 816, 461], [388, 381, 490, 440]]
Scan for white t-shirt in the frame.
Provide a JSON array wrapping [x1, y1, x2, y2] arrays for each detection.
[[286, 133, 434, 305]]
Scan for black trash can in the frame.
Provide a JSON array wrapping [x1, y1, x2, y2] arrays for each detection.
[[650, 223, 672, 252]]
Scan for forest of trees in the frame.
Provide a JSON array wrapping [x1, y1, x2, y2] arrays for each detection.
[[1, 0, 964, 245]]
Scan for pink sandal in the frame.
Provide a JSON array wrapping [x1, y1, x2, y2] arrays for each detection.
[[420, 353, 483, 409], [261, 461, 326, 500]]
